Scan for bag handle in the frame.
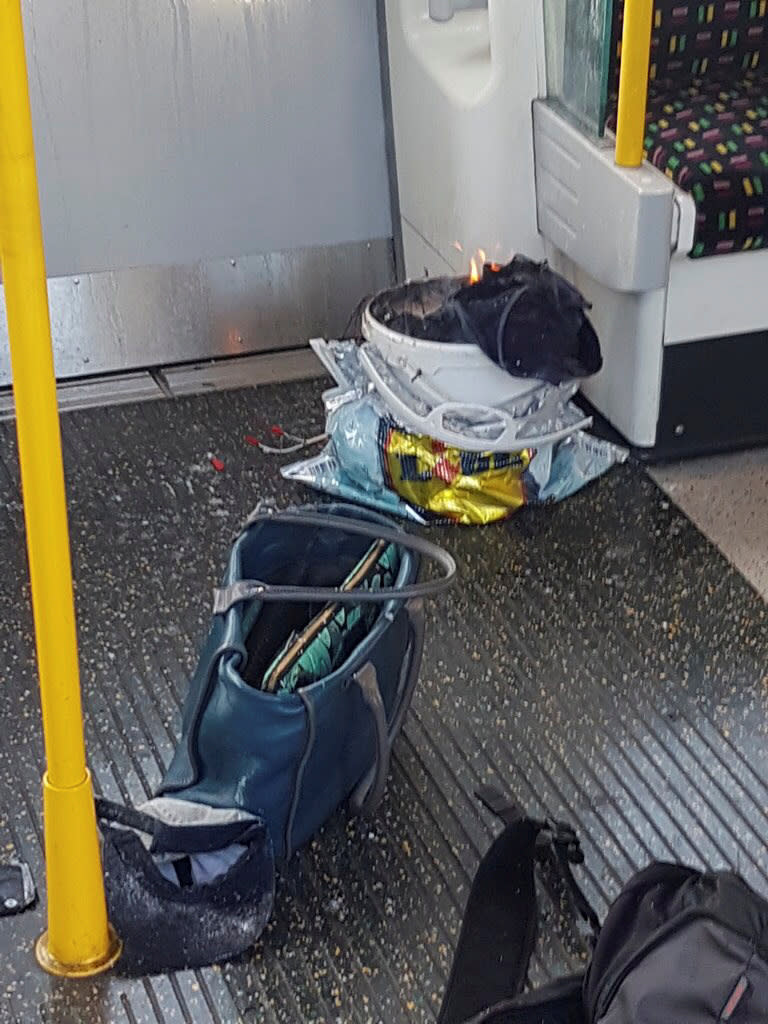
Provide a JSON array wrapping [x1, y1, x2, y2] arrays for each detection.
[[348, 662, 390, 816], [350, 599, 426, 816], [386, 598, 426, 742], [95, 797, 259, 855], [213, 511, 456, 615]]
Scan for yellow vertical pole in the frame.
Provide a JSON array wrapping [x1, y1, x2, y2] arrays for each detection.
[[0, 0, 120, 976], [615, 0, 654, 167]]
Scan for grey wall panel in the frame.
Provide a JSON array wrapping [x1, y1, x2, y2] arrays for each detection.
[[1, 1, 394, 381], [0, 240, 394, 386], [22, 0, 392, 279]]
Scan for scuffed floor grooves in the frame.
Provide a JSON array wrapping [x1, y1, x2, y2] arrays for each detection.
[[0, 379, 765, 1022]]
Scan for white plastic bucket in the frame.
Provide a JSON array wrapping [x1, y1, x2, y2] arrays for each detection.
[[361, 296, 542, 407]]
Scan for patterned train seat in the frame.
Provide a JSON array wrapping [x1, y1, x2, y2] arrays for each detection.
[[608, 1, 768, 257]]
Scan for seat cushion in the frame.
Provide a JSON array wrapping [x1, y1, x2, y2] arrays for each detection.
[[602, 1, 768, 256], [644, 73, 768, 256], [611, 2, 768, 90]]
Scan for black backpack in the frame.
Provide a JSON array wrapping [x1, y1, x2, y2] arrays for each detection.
[[438, 788, 768, 1024]]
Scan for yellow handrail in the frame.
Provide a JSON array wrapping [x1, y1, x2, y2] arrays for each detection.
[[0, 0, 120, 976], [615, 0, 654, 166]]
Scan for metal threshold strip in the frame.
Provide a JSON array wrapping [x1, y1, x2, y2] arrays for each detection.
[[0, 348, 324, 421]]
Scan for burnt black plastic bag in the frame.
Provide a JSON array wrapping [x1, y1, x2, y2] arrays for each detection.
[[381, 257, 602, 386], [450, 257, 602, 385]]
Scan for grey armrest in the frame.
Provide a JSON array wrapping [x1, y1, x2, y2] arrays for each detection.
[[533, 101, 674, 293]]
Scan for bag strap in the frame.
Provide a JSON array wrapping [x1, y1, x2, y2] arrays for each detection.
[[95, 797, 259, 855], [349, 599, 426, 816], [460, 976, 585, 1024], [348, 662, 390, 816], [475, 786, 600, 939], [212, 511, 456, 615], [438, 812, 541, 1024], [438, 787, 596, 1024], [283, 603, 424, 853], [542, 826, 601, 938]]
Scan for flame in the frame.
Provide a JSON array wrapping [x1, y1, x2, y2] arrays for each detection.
[[462, 246, 499, 284], [452, 240, 464, 253], [468, 247, 487, 284]]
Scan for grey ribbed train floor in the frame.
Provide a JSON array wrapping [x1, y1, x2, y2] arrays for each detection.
[[0, 379, 765, 1023]]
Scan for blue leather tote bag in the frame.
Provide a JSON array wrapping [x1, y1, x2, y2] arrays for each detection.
[[159, 503, 455, 860]]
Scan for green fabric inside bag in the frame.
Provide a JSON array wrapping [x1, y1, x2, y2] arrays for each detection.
[[261, 541, 401, 694]]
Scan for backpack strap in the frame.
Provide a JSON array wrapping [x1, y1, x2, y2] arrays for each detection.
[[461, 976, 585, 1024], [476, 786, 600, 940], [437, 812, 541, 1024], [438, 787, 596, 1024], [535, 820, 601, 939]]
